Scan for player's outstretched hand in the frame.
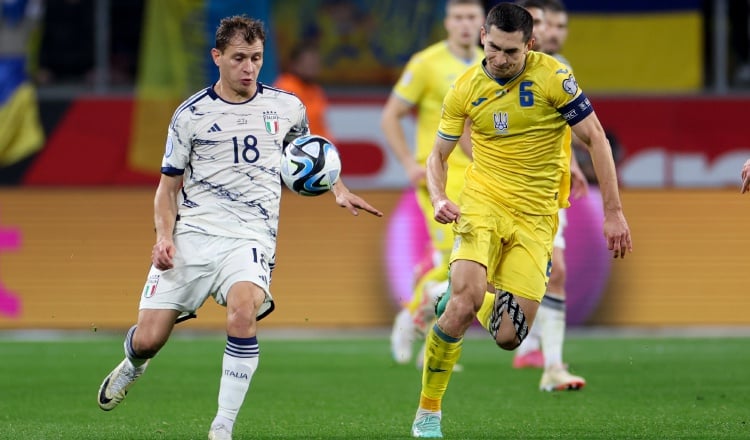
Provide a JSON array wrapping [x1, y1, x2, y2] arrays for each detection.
[[152, 238, 176, 270], [603, 211, 632, 259], [741, 159, 750, 193], [433, 197, 460, 224], [332, 181, 383, 217]]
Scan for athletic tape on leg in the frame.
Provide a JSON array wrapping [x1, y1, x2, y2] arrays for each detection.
[[488, 290, 529, 344]]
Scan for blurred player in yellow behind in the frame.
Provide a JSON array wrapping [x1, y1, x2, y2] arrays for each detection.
[[410, 3, 631, 437], [380, 0, 485, 368]]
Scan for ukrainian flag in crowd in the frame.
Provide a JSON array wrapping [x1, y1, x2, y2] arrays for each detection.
[[128, 0, 277, 174], [562, 0, 702, 92], [0, 0, 44, 168]]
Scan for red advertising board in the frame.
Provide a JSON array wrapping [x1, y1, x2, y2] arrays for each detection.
[[24, 96, 750, 189]]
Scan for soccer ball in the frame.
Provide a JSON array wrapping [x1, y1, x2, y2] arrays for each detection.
[[280, 135, 342, 196]]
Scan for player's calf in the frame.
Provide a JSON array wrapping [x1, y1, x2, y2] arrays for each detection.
[[488, 290, 529, 350]]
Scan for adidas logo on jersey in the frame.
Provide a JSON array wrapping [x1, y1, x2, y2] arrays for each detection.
[[208, 123, 222, 133]]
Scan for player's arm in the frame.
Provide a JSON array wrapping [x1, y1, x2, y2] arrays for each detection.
[[331, 179, 383, 217], [457, 118, 473, 159], [152, 173, 182, 270], [380, 94, 423, 186], [571, 113, 632, 258], [426, 135, 461, 224]]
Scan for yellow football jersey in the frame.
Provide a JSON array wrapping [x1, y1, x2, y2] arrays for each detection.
[[393, 41, 483, 168], [438, 51, 592, 214]]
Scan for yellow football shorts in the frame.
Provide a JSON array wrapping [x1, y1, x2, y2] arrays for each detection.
[[449, 185, 558, 303]]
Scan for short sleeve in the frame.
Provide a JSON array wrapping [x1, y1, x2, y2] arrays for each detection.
[[393, 54, 428, 105], [283, 98, 311, 146], [549, 63, 593, 126], [161, 108, 192, 175], [437, 83, 466, 141]]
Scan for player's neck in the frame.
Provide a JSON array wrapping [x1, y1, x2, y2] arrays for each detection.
[[213, 81, 256, 103], [445, 39, 476, 64]]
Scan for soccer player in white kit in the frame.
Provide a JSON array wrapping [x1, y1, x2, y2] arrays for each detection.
[[96, 16, 382, 440]]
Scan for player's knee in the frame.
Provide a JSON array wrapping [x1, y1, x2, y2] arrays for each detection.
[[449, 295, 478, 323], [227, 304, 257, 329]]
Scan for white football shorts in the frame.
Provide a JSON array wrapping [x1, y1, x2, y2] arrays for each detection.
[[139, 230, 275, 320], [553, 208, 567, 249]]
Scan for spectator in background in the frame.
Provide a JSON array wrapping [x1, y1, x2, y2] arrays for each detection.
[[273, 42, 334, 141], [0, 0, 45, 184], [35, 0, 93, 85]]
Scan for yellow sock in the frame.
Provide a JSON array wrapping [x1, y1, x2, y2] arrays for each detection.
[[419, 324, 463, 411], [475, 292, 495, 332]]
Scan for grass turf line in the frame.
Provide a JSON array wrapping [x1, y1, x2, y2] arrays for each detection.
[[0, 336, 748, 439]]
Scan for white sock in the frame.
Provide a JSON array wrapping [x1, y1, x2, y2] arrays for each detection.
[[214, 335, 260, 429], [391, 308, 417, 364], [539, 293, 566, 369]]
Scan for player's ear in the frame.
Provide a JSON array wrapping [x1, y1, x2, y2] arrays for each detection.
[[210, 48, 221, 66], [480, 25, 487, 44]]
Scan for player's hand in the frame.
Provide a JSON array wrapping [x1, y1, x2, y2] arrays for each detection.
[[741, 159, 750, 193], [406, 162, 426, 188], [335, 190, 383, 217], [570, 165, 589, 199], [433, 197, 460, 224], [603, 211, 632, 259], [152, 238, 176, 270]]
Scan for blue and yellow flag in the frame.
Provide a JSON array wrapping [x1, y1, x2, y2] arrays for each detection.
[[562, 0, 703, 92], [0, 0, 44, 167]]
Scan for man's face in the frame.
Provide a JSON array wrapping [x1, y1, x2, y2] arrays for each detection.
[[212, 35, 264, 98], [481, 25, 531, 79], [545, 11, 568, 55], [524, 6, 547, 52], [444, 3, 485, 48]]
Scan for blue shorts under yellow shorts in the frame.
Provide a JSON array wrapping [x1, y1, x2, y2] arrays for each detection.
[[449, 185, 558, 303]]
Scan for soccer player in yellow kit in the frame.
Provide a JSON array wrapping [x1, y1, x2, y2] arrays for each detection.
[[381, 0, 485, 368], [410, 3, 632, 438]]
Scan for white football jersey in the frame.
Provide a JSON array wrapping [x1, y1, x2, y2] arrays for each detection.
[[162, 83, 309, 251]]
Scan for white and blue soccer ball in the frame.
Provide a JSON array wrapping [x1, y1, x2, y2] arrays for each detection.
[[280, 135, 342, 196]]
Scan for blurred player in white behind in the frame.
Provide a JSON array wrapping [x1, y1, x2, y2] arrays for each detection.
[[96, 15, 382, 440], [381, 0, 485, 369], [512, 0, 589, 392]]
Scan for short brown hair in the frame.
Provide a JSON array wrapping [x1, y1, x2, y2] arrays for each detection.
[[215, 15, 266, 52]]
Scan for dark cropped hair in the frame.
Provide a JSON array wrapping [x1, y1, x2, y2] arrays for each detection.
[[215, 15, 266, 52], [485, 3, 534, 43]]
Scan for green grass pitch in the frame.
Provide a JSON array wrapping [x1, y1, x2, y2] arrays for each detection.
[[1, 333, 748, 439]]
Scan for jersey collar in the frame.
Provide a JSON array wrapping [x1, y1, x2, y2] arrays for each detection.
[[481, 58, 527, 86]]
